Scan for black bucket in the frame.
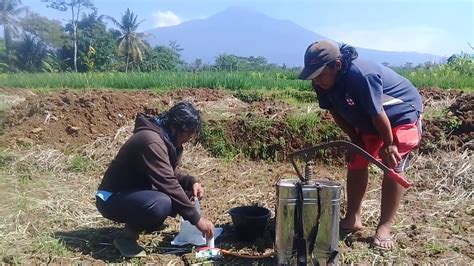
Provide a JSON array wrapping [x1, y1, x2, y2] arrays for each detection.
[[229, 206, 271, 241]]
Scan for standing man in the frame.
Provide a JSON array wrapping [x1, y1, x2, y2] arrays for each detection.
[[299, 40, 423, 250]]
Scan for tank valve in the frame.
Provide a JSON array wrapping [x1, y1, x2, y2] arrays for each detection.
[[304, 160, 314, 181]]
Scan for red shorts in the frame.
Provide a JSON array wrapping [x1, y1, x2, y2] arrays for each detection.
[[348, 120, 422, 172]]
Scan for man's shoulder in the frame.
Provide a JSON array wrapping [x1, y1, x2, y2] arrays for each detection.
[[349, 58, 381, 77]]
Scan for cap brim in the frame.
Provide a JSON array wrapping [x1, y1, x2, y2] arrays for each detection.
[[298, 65, 325, 80]]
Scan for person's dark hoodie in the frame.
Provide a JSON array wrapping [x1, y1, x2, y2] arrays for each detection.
[[98, 113, 200, 225]]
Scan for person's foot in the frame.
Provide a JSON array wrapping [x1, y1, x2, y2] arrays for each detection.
[[114, 228, 146, 258], [373, 224, 395, 250], [373, 235, 394, 250], [339, 215, 364, 234]]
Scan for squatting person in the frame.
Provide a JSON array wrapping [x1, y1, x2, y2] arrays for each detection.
[[95, 102, 215, 257]]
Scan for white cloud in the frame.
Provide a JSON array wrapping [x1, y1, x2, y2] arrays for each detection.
[[153, 11, 183, 28], [316, 25, 457, 56]]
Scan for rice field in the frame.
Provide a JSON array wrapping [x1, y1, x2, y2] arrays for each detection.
[[0, 68, 472, 91], [0, 71, 309, 91]]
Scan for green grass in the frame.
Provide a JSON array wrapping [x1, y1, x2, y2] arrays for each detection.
[[233, 89, 316, 104], [0, 68, 472, 91], [199, 111, 344, 162], [68, 155, 95, 173], [0, 71, 311, 91], [397, 67, 473, 91], [0, 147, 13, 168], [33, 233, 69, 257], [0, 102, 8, 135], [423, 241, 451, 256]]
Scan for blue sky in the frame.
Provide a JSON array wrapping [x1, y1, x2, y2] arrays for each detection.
[[22, 0, 473, 56]]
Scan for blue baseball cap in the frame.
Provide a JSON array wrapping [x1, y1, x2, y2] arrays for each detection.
[[298, 40, 341, 80]]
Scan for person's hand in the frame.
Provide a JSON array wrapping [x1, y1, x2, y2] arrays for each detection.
[[196, 217, 215, 239], [193, 183, 204, 200], [380, 144, 402, 168]]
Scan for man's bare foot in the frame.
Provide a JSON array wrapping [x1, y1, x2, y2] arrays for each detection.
[[373, 224, 395, 250], [340, 215, 363, 234]]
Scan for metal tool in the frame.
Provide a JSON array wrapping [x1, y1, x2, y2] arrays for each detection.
[[289, 140, 412, 188]]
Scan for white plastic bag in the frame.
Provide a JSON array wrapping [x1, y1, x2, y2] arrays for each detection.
[[171, 199, 223, 246]]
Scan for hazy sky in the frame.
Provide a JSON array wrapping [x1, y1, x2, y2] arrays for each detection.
[[22, 0, 473, 56]]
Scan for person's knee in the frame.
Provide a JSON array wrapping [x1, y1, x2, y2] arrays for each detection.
[[147, 192, 172, 220], [135, 192, 172, 232]]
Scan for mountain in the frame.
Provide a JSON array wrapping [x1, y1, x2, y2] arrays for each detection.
[[146, 7, 443, 67]]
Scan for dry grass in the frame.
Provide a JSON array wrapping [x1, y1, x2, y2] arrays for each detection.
[[1, 135, 472, 264], [0, 88, 472, 264]]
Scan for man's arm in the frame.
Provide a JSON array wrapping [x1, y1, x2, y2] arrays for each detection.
[[371, 111, 393, 147], [141, 142, 201, 225], [372, 111, 402, 168]]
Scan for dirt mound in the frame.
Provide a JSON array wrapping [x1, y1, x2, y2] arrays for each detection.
[[249, 99, 293, 119], [419, 87, 463, 102], [448, 93, 473, 135], [421, 92, 473, 151], [0, 88, 250, 149], [162, 88, 228, 102], [1, 87, 472, 156], [2, 90, 160, 148], [0, 88, 35, 109], [161, 88, 248, 118]]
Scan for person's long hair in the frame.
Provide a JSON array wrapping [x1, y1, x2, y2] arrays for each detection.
[[157, 102, 201, 133], [339, 43, 358, 74]]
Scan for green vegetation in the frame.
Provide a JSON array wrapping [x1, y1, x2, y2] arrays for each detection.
[[423, 241, 451, 256], [199, 112, 344, 161], [0, 0, 471, 93], [0, 71, 310, 90], [233, 89, 316, 104], [0, 147, 13, 168], [0, 102, 8, 135], [68, 154, 94, 173], [0, 58, 472, 90], [397, 56, 474, 91], [33, 233, 69, 257]]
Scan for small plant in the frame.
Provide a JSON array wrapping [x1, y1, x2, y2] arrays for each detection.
[[444, 116, 462, 131], [33, 233, 68, 257], [0, 102, 9, 135], [423, 241, 450, 256], [199, 122, 239, 160], [0, 148, 13, 168], [68, 155, 93, 173], [233, 90, 263, 103]]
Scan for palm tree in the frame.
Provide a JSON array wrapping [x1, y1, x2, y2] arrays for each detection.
[[107, 8, 148, 72], [0, 0, 28, 54]]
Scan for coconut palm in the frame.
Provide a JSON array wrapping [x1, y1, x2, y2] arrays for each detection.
[[107, 8, 148, 72], [0, 0, 28, 53]]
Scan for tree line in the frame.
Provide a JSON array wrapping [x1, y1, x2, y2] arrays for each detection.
[[1, 0, 471, 74], [0, 0, 293, 73]]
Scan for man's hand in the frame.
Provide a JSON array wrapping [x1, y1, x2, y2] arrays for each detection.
[[380, 144, 402, 168], [193, 182, 204, 200], [196, 217, 215, 239]]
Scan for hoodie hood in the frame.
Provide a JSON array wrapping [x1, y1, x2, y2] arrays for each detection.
[[133, 113, 183, 163], [133, 113, 163, 134]]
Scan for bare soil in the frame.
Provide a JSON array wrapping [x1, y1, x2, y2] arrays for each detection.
[[3, 87, 472, 153], [0, 87, 472, 265]]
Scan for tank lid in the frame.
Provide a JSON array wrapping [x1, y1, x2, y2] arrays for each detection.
[[277, 179, 299, 187], [277, 179, 341, 188], [313, 179, 342, 187]]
